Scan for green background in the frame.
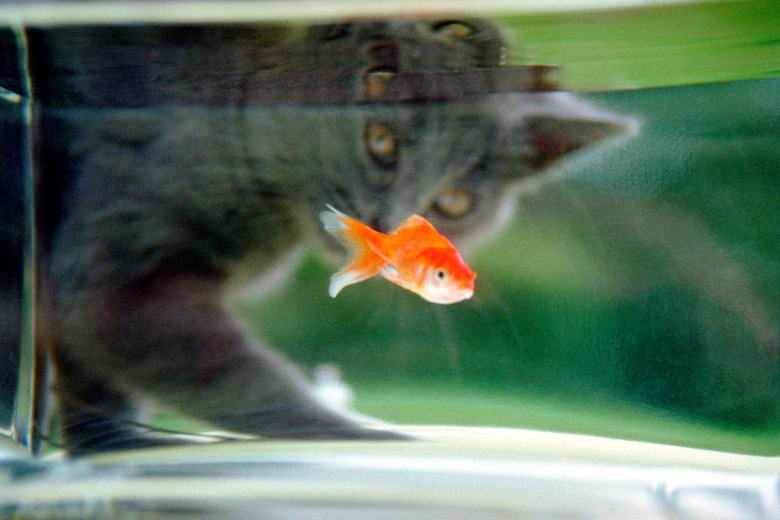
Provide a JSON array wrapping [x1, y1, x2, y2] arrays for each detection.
[[503, 0, 779, 90]]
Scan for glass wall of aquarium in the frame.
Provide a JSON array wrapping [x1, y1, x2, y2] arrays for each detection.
[[0, 0, 777, 518]]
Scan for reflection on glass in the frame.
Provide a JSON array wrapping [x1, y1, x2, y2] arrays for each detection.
[[0, 26, 33, 451], [0, 96, 24, 436], [0, 15, 774, 459]]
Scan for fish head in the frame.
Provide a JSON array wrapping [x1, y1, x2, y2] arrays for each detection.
[[415, 247, 476, 304]]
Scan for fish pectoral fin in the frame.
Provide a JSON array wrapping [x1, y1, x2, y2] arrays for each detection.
[[380, 264, 404, 286]]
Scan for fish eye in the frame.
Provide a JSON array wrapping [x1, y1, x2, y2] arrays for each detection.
[[433, 188, 473, 219], [434, 269, 448, 281]]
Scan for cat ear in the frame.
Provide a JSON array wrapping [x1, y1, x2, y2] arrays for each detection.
[[488, 93, 639, 178], [523, 114, 635, 169]]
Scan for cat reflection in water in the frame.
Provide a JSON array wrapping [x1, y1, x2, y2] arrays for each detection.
[[31, 21, 633, 454]]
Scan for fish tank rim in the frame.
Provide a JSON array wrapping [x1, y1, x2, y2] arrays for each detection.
[[1, 426, 778, 519], [69, 426, 780, 472], [0, 0, 713, 27]]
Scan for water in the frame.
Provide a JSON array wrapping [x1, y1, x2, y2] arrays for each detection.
[[0, 2, 778, 518], [242, 78, 779, 448]]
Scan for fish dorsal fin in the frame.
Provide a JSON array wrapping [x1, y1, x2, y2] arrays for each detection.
[[390, 215, 435, 235], [390, 215, 451, 248]]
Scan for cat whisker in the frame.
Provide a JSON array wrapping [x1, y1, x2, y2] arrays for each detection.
[[431, 304, 463, 387], [469, 275, 526, 358]]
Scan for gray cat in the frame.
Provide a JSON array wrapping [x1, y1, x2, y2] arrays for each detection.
[[27, 21, 632, 454]]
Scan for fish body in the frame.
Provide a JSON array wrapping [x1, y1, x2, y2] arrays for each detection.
[[319, 205, 476, 304]]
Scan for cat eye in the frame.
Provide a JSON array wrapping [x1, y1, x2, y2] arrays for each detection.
[[364, 121, 398, 168], [363, 67, 396, 99], [363, 41, 399, 100], [431, 21, 475, 39], [433, 188, 474, 219]]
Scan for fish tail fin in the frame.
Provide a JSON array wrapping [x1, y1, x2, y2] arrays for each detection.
[[318, 204, 346, 235], [319, 206, 384, 298]]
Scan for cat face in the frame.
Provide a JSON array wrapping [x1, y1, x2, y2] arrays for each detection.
[[424, 93, 639, 251], [294, 93, 636, 258], [292, 103, 493, 238], [304, 19, 510, 73], [30, 19, 635, 267]]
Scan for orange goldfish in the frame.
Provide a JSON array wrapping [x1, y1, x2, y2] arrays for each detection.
[[319, 205, 476, 304]]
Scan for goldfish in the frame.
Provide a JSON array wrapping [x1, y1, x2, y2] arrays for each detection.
[[319, 205, 476, 304]]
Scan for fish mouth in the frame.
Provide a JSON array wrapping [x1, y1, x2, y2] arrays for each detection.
[[426, 286, 474, 305], [454, 287, 475, 302]]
